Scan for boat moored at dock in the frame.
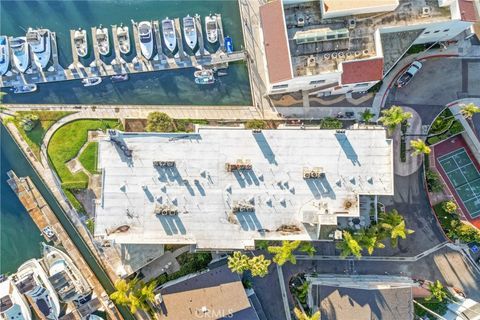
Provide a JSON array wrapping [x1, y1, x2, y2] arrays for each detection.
[[205, 15, 218, 44], [183, 15, 197, 50], [74, 29, 88, 58], [162, 18, 177, 53], [10, 37, 29, 73], [116, 24, 130, 55], [12, 84, 37, 94], [110, 73, 129, 82], [14, 259, 61, 320], [0, 36, 10, 76], [41, 243, 92, 304], [82, 76, 102, 87], [0, 276, 32, 320], [26, 28, 51, 69], [138, 21, 154, 60], [95, 26, 109, 56]]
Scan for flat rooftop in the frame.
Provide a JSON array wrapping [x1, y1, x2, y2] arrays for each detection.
[[283, 0, 452, 76], [95, 128, 393, 250]]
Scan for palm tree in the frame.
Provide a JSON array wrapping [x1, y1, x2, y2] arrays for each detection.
[[378, 210, 414, 247], [248, 255, 271, 277], [127, 292, 142, 314], [378, 106, 412, 131], [294, 307, 321, 320], [426, 280, 448, 302], [410, 139, 431, 156], [299, 242, 316, 257], [336, 231, 362, 259], [138, 281, 156, 306], [110, 279, 130, 305], [361, 109, 375, 123], [228, 251, 249, 274], [459, 103, 480, 119], [357, 228, 385, 255], [268, 240, 301, 266]]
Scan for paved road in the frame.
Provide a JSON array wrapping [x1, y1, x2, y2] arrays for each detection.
[[387, 57, 480, 125], [253, 247, 480, 320]]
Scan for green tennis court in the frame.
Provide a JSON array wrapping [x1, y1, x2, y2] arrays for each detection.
[[438, 148, 480, 218]]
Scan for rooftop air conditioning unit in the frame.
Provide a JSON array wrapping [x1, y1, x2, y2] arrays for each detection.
[[347, 18, 356, 29], [307, 56, 316, 67], [297, 15, 305, 27], [422, 7, 431, 16], [303, 172, 311, 179]]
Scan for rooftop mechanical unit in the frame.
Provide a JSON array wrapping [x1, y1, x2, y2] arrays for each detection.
[[225, 159, 252, 172], [154, 204, 179, 216], [232, 199, 255, 213], [303, 167, 325, 179], [153, 161, 176, 167]]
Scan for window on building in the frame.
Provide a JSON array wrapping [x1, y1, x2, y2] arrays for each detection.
[[309, 80, 326, 85], [272, 84, 288, 89], [443, 29, 450, 32], [354, 83, 369, 87], [434, 30, 440, 33]]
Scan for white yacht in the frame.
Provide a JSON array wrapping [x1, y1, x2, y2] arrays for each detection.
[[74, 29, 88, 58], [14, 259, 60, 320], [96, 26, 109, 56], [162, 18, 176, 53], [82, 76, 102, 87], [0, 276, 32, 320], [183, 15, 197, 50], [117, 24, 130, 55], [41, 244, 91, 304], [138, 21, 153, 60], [13, 84, 37, 94], [26, 28, 51, 69], [10, 37, 29, 73], [205, 15, 218, 44], [0, 36, 10, 76]]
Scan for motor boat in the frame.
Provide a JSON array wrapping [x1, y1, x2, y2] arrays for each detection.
[[110, 73, 129, 82], [13, 84, 37, 94], [10, 37, 29, 73], [41, 243, 91, 303], [26, 28, 51, 69], [74, 29, 88, 58], [82, 77, 102, 87], [138, 21, 153, 60], [162, 18, 177, 53], [195, 76, 215, 85], [224, 36, 233, 54], [0, 36, 10, 76], [194, 68, 214, 79], [117, 24, 130, 55], [96, 26, 109, 56], [0, 276, 32, 320], [183, 15, 197, 50], [14, 259, 61, 320], [205, 15, 218, 44]]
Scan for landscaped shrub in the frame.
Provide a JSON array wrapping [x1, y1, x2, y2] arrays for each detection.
[[320, 117, 342, 129], [245, 119, 267, 129], [426, 170, 443, 193], [146, 112, 175, 132]]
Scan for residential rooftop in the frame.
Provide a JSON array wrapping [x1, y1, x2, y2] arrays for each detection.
[[262, 0, 454, 81], [157, 265, 258, 320], [95, 127, 393, 250]]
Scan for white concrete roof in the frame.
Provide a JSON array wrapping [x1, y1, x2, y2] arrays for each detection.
[[95, 127, 393, 250]]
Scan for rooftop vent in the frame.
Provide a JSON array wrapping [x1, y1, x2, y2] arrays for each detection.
[[303, 167, 325, 179], [225, 159, 252, 172], [347, 18, 356, 30], [153, 161, 175, 167], [422, 6, 431, 17], [232, 199, 255, 213], [154, 204, 179, 216]]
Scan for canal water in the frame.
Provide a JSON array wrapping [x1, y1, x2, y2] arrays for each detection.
[[0, 0, 252, 105], [0, 124, 44, 274]]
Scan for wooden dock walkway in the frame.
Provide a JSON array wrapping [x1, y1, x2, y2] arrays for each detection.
[[217, 14, 225, 52], [6, 171, 123, 320]]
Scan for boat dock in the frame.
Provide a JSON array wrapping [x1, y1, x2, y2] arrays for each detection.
[[0, 14, 243, 88], [6, 170, 123, 320]]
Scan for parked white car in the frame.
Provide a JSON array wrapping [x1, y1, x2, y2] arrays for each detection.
[[396, 61, 423, 88]]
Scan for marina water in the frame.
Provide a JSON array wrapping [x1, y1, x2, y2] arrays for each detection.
[[1, 0, 252, 105]]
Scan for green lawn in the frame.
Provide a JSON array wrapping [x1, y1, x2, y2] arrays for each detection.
[[12, 111, 73, 159], [47, 119, 122, 189], [79, 142, 99, 174]]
